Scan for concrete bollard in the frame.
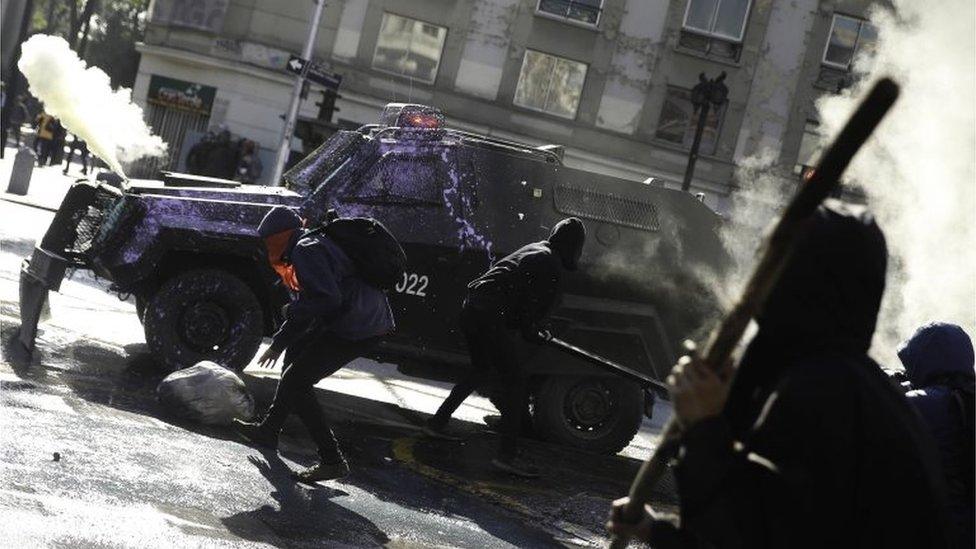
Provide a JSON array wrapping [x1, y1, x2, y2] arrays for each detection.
[[7, 146, 36, 195]]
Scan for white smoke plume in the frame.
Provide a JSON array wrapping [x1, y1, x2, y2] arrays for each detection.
[[815, 0, 976, 361], [17, 34, 167, 177], [716, 149, 791, 310]]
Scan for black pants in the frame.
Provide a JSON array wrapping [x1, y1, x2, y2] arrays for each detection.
[[260, 332, 378, 463], [36, 138, 52, 165], [430, 305, 528, 460], [63, 144, 88, 173]]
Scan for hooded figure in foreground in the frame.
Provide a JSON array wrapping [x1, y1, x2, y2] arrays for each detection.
[[423, 217, 587, 478], [609, 201, 950, 548], [898, 322, 975, 548]]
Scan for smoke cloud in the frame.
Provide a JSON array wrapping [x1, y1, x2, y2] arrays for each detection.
[[815, 0, 975, 361], [18, 34, 166, 177], [717, 150, 791, 310]]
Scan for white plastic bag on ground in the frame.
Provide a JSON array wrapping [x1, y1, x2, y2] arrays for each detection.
[[156, 361, 255, 425]]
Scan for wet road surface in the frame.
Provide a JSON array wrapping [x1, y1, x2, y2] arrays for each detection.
[[1, 199, 676, 547]]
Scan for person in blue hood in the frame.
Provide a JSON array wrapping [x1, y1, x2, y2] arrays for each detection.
[[234, 207, 395, 484], [899, 322, 975, 549], [608, 201, 951, 548]]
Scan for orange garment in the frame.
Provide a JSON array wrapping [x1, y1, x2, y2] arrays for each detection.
[[36, 113, 54, 140], [264, 229, 301, 291]]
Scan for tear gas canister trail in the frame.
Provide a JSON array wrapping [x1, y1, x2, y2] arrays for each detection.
[[17, 34, 167, 177]]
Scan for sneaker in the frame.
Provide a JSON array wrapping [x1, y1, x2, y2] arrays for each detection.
[[292, 460, 350, 484], [422, 420, 464, 441], [233, 419, 278, 449], [491, 457, 541, 479]]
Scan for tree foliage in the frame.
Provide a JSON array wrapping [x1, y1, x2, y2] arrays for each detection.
[[31, 0, 149, 89], [85, 0, 150, 88]]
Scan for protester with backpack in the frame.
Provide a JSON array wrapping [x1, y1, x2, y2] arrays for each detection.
[[234, 206, 402, 483], [898, 322, 975, 549]]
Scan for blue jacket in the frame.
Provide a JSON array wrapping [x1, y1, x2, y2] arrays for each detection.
[[270, 231, 394, 352], [899, 322, 975, 548]]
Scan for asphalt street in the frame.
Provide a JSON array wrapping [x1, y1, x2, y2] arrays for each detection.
[[0, 195, 676, 548]]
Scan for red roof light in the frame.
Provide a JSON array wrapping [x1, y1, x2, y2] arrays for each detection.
[[405, 113, 441, 128]]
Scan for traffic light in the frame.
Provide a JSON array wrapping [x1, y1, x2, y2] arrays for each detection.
[[316, 90, 341, 122]]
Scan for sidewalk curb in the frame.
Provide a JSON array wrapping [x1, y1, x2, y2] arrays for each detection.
[[1, 194, 59, 212]]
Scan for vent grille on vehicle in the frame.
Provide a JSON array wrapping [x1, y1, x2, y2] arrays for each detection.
[[553, 185, 660, 232]]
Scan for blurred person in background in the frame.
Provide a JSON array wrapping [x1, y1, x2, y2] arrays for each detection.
[[63, 134, 90, 175], [235, 139, 263, 184], [898, 322, 975, 549], [33, 109, 56, 165]]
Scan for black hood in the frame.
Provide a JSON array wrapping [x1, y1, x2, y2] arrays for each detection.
[[758, 200, 888, 354], [548, 217, 586, 271], [726, 200, 888, 428], [898, 322, 975, 387]]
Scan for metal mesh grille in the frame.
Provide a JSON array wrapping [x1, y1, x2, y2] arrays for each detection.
[[67, 189, 119, 255], [553, 185, 660, 232]]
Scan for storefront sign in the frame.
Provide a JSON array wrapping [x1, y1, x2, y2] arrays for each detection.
[[147, 75, 217, 116]]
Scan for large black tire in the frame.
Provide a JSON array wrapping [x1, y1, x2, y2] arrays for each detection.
[[532, 375, 643, 455], [144, 269, 263, 371]]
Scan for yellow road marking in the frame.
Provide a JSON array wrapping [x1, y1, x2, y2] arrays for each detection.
[[391, 437, 546, 516]]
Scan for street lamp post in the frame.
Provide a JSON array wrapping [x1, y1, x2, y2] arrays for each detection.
[[270, 0, 326, 187], [681, 72, 728, 193]]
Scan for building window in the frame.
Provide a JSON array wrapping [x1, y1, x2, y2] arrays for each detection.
[[822, 14, 878, 71], [536, 0, 603, 26], [655, 86, 725, 155], [371, 13, 447, 84], [683, 0, 751, 40], [513, 50, 588, 119], [679, 0, 751, 61]]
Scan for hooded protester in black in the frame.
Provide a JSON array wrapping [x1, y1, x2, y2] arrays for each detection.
[[645, 201, 950, 548], [465, 216, 586, 338], [424, 218, 587, 477]]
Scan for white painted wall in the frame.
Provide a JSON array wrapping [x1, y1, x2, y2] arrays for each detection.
[[332, 0, 369, 61], [732, 0, 819, 164], [595, 0, 669, 134], [453, 0, 520, 100]]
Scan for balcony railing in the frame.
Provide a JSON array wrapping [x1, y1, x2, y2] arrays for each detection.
[[537, 0, 602, 26]]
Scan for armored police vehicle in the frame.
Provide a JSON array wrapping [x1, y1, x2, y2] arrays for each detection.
[[19, 103, 729, 454]]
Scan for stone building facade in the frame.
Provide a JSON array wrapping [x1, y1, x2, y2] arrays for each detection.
[[133, 0, 878, 211]]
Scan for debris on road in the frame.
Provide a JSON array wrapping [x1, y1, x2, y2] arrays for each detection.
[[156, 360, 255, 425]]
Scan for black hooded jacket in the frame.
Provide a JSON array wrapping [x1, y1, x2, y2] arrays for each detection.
[[465, 218, 585, 333], [649, 201, 951, 549]]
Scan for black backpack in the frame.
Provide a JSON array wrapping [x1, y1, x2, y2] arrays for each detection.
[[308, 213, 407, 291]]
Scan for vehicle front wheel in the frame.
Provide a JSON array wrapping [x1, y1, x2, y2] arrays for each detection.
[[144, 269, 263, 371], [532, 375, 643, 455]]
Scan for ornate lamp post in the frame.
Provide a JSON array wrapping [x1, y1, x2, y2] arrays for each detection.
[[681, 71, 728, 193]]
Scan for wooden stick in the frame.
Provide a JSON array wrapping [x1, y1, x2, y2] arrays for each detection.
[[609, 77, 900, 548]]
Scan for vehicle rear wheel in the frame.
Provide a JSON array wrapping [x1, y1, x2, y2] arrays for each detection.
[[144, 269, 263, 371], [532, 375, 643, 455]]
